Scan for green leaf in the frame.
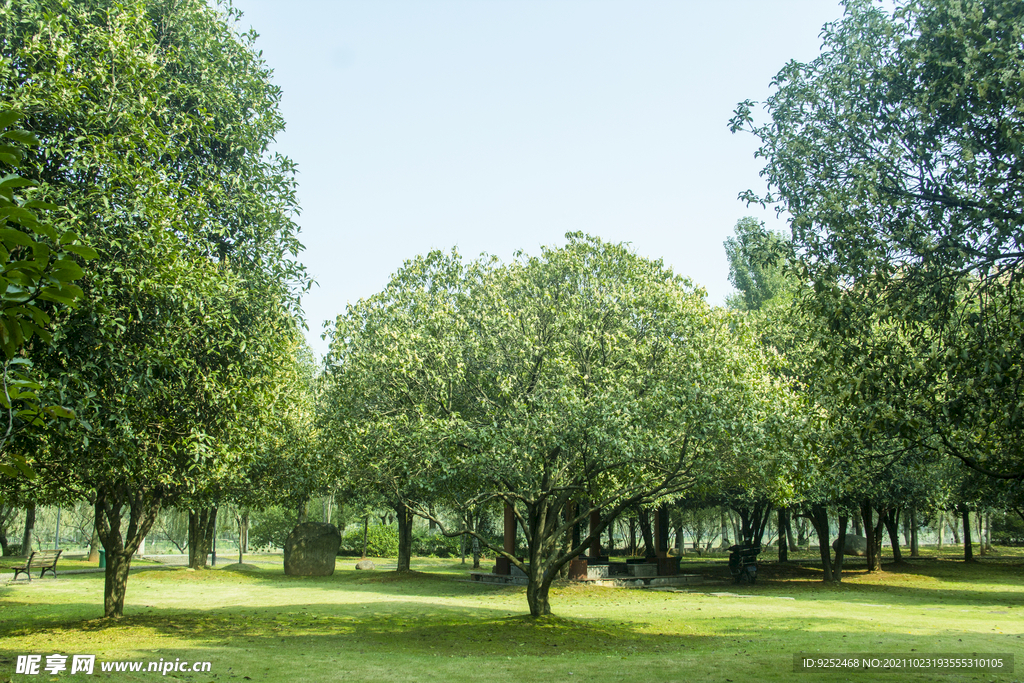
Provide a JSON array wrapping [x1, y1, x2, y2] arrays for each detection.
[[0, 111, 22, 129], [1, 129, 38, 146]]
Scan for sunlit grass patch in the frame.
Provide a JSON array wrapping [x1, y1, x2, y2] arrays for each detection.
[[1, 551, 1023, 681]]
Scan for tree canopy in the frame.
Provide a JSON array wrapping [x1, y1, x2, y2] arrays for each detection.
[[731, 0, 1024, 481], [324, 234, 795, 615], [0, 0, 308, 616]]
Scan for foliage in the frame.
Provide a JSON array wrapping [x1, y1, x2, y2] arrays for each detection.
[[341, 524, 399, 558], [324, 234, 794, 615], [723, 217, 795, 312], [730, 0, 1024, 480], [991, 511, 1024, 546], [412, 531, 464, 558], [0, 109, 92, 484], [0, 0, 308, 616], [248, 506, 299, 552]]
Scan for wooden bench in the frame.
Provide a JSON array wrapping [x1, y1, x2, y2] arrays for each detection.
[[11, 549, 62, 581]]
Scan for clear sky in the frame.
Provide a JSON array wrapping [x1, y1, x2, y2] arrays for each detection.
[[226, 0, 855, 359]]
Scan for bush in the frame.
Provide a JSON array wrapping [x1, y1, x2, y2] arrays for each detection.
[[4, 543, 22, 556], [992, 512, 1024, 546], [248, 506, 298, 551], [341, 524, 398, 558], [413, 532, 463, 558]]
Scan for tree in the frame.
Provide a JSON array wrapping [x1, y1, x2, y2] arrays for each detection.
[[325, 234, 793, 616], [730, 0, 1024, 481], [723, 217, 795, 312], [1, 0, 307, 616], [0, 109, 92, 486], [322, 249, 469, 573]]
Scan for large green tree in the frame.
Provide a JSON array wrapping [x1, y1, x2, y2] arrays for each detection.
[[731, 0, 1024, 480], [325, 235, 793, 616], [1, 0, 306, 616], [0, 109, 92, 486]]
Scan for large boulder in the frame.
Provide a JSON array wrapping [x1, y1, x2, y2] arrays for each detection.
[[831, 534, 868, 557], [355, 559, 375, 571], [284, 523, 342, 576]]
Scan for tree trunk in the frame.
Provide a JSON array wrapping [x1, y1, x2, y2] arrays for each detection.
[[936, 511, 944, 548], [883, 508, 903, 564], [735, 501, 773, 546], [902, 510, 912, 547], [950, 511, 960, 544], [809, 504, 833, 582], [395, 502, 414, 572], [188, 507, 217, 569], [985, 512, 993, 551], [361, 515, 369, 558], [796, 517, 808, 547], [638, 508, 655, 558], [474, 511, 486, 569], [240, 511, 249, 555], [960, 505, 973, 562], [785, 509, 797, 551], [234, 509, 249, 564], [570, 502, 581, 551], [720, 509, 730, 548], [860, 501, 882, 572], [976, 511, 986, 556], [460, 511, 468, 564], [94, 484, 162, 618], [297, 499, 308, 523], [21, 502, 35, 556], [861, 501, 874, 570], [910, 508, 920, 557], [628, 517, 637, 555], [88, 527, 101, 563], [831, 514, 849, 583], [526, 569, 553, 617], [103, 549, 133, 618], [777, 508, 789, 562]]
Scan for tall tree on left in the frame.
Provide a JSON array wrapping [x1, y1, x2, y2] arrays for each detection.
[[0, 0, 307, 616], [0, 110, 93, 488]]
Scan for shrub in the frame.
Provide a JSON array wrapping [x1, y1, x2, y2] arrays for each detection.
[[248, 506, 298, 551], [413, 532, 463, 558], [341, 524, 398, 557], [992, 512, 1024, 546]]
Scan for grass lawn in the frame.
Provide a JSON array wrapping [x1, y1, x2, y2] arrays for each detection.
[[1, 550, 1023, 682]]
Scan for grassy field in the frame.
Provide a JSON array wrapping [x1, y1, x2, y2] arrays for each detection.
[[1, 550, 1022, 682]]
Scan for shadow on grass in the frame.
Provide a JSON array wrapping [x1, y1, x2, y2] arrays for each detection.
[[0, 597, 708, 659], [736, 557, 1024, 607]]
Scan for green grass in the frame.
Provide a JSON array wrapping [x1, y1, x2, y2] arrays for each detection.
[[1, 552, 1023, 682]]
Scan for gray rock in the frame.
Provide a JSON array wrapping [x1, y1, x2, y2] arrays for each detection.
[[283, 523, 342, 576], [832, 534, 868, 557], [355, 559, 376, 571]]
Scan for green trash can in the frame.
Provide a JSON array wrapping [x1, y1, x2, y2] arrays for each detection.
[[98, 549, 106, 568]]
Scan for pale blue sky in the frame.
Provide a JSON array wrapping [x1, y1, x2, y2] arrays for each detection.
[[227, 0, 856, 358]]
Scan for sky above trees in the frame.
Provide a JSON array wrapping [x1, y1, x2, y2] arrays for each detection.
[[227, 0, 861, 358]]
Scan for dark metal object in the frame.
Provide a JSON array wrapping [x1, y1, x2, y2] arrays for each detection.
[[728, 542, 761, 584]]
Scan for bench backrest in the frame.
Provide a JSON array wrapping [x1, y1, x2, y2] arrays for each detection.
[[26, 550, 62, 567]]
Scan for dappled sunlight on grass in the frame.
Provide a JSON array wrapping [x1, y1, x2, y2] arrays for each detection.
[[1, 552, 1024, 681]]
